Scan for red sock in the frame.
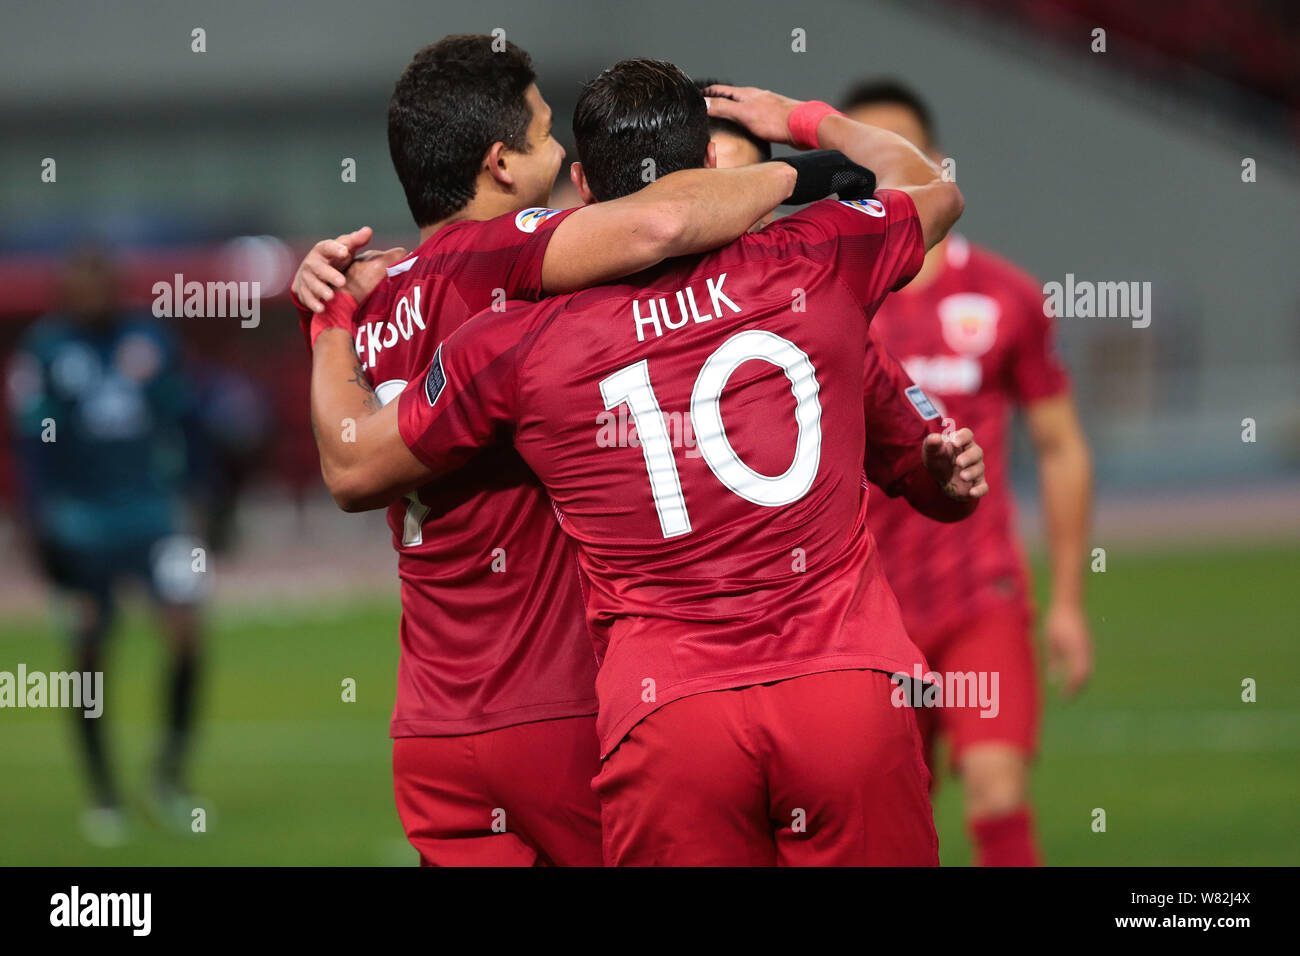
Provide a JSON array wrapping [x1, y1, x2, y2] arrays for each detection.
[[969, 808, 1042, 867]]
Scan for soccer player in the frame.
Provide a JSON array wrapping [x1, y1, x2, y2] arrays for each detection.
[[306, 60, 977, 865], [6, 245, 207, 846], [289, 35, 843, 866], [842, 80, 1095, 866]]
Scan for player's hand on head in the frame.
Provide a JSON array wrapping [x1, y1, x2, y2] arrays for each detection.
[[703, 85, 804, 145], [1045, 602, 1093, 698], [292, 226, 374, 313], [922, 428, 988, 501], [342, 246, 408, 303]]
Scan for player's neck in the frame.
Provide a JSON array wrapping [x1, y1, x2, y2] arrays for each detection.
[[418, 188, 524, 244], [419, 219, 452, 244]]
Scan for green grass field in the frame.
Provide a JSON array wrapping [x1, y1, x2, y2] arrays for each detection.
[[1, 540, 1297, 865]]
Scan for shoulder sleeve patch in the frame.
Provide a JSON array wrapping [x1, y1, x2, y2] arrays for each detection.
[[514, 207, 562, 233], [838, 198, 887, 217], [424, 344, 447, 406], [905, 384, 940, 420]]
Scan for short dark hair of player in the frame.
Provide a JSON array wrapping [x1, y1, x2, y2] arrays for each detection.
[[693, 77, 772, 162], [573, 58, 710, 202], [387, 34, 536, 227], [840, 78, 936, 147]]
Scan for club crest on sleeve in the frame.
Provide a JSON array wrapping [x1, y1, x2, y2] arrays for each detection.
[[424, 344, 447, 406], [839, 198, 886, 217], [514, 207, 562, 233], [904, 384, 941, 420]]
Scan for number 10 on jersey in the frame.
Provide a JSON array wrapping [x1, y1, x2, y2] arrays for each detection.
[[599, 330, 824, 539]]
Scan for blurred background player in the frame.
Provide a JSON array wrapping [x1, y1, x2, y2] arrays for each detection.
[[842, 79, 1095, 866], [6, 245, 209, 846]]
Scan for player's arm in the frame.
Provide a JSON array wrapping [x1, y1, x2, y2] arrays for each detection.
[[704, 85, 962, 249], [292, 164, 799, 310], [812, 115, 960, 251], [309, 328, 430, 512], [868, 383, 988, 521], [1010, 272, 1093, 695], [895, 430, 987, 521], [862, 337, 985, 519], [144, 325, 205, 486], [541, 163, 797, 293], [311, 295, 525, 514], [300, 248, 433, 511], [5, 341, 55, 535], [1026, 393, 1094, 695]]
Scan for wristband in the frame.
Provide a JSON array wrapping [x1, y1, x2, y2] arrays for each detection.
[[295, 290, 358, 351], [787, 100, 844, 150]]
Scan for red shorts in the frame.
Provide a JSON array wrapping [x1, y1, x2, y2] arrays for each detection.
[[909, 595, 1039, 769], [594, 670, 937, 866], [392, 715, 602, 866]]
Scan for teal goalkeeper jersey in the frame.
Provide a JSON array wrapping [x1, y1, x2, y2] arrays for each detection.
[[7, 314, 193, 549]]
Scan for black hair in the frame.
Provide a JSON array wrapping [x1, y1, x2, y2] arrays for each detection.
[[840, 78, 936, 146], [573, 58, 710, 201], [694, 77, 772, 162], [387, 34, 536, 227]]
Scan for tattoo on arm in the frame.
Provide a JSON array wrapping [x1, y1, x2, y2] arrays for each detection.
[[348, 363, 381, 412]]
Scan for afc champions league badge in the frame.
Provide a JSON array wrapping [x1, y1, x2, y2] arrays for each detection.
[[938, 293, 1000, 357], [514, 207, 562, 233]]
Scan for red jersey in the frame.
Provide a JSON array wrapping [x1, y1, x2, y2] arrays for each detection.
[[866, 235, 1070, 637], [350, 205, 599, 737], [398, 191, 935, 756]]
